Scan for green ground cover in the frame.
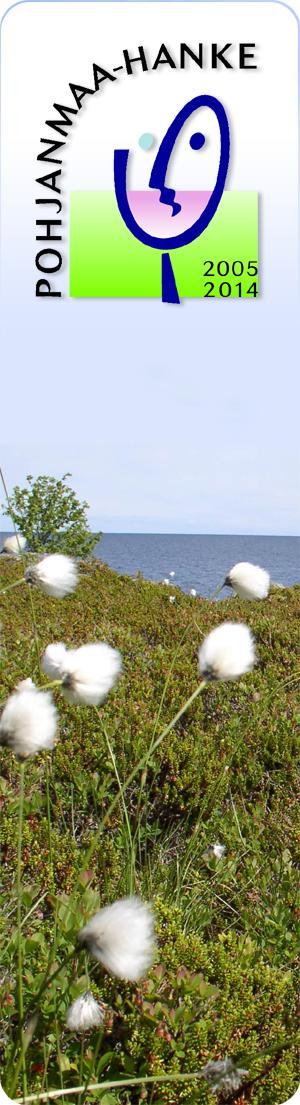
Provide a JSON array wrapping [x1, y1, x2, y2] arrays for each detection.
[[0, 558, 299, 1103]]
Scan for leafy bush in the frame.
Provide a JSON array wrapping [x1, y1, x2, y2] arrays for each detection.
[[2, 473, 100, 557]]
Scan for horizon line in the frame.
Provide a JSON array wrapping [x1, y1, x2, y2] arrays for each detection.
[[1, 529, 299, 539], [96, 531, 300, 538]]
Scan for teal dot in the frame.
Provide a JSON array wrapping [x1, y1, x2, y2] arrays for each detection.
[[139, 132, 155, 151]]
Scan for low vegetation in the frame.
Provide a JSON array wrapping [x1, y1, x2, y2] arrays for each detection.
[[0, 557, 299, 1103]]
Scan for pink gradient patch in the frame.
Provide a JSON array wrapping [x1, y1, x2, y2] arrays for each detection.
[[127, 191, 212, 237]]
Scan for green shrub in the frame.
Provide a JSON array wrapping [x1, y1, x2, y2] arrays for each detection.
[[2, 473, 100, 556]]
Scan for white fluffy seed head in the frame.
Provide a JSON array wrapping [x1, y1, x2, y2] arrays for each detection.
[[25, 555, 78, 598], [225, 562, 270, 600], [169, 571, 175, 578], [169, 595, 176, 604], [190, 588, 197, 597], [2, 534, 26, 556], [78, 896, 155, 981], [199, 622, 256, 681], [212, 843, 226, 859], [66, 991, 104, 1033], [201, 1058, 248, 1093], [203, 843, 226, 860], [0, 681, 58, 760], [41, 642, 68, 680], [163, 578, 170, 586], [59, 642, 122, 706]]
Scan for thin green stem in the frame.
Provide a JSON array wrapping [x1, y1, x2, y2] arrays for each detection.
[[55, 1018, 64, 1094], [79, 1028, 104, 1105], [77, 952, 92, 1104], [77, 1034, 85, 1105], [0, 465, 41, 677], [80, 680, 207, 879], [101, 718, 135, 893], [0, 577, 25, 596], [27, 585, 41, 673], [78, 1037, 85, 1093], [9, 948, 77, 1095], [16, 1071, 205, 1101], [152, 623, 193, 743], [15, 536, 56, 922], [17, 762, 27, 1101], [14, 680, 207, 1055], [4, 891, 48, 950], [27, 947, 76, 1013], [209, 581, 224, 600], [149, 679, 207, 754], [179, 697, 282, 893], [178, 769, 230, 888], [25, 616, 55, 894], [41, 1039, 51, 1093], [135, 622, 193, 827], [13, 1037, 293, 1104], [45, 759, 53, 880], [41, 680, 63, 691], [1, 465, 58, 1093]]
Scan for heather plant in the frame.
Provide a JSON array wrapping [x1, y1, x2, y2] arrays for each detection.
[[0, 515, 299, 1104]]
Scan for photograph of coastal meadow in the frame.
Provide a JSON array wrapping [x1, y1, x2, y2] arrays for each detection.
[[0, 466, 299, 1105]]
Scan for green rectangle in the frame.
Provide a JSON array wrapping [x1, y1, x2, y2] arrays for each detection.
[[70, 191, 258, 299]]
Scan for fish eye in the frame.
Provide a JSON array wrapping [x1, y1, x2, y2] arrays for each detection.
[[190, 132, 205, 150]]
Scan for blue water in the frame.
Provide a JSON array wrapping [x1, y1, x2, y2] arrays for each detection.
[[1, 532, 298, 598], [94, 534, 300, 598]]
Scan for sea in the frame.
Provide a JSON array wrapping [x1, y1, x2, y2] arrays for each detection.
[[94, 533, 299, 598], [1, 532, 299, 599]]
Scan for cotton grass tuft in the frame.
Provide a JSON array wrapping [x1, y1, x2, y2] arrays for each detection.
[[0, 680, 58, 760], [66, 990, 104, 1032], [201, 1057, 248, 1093], [41, 642, 68, 680], [199, 622, 256, 681], [42, 641, 122, 706], [224, 561, 270, 600], [25, 554, 78, 598], [2, 534, 26, 556], [78, 896, 155, 981], [55, 642, 122, 706], [203, 843, 226, 860]]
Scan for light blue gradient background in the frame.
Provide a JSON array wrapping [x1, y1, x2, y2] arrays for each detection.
[[0, 0, 299, 535]]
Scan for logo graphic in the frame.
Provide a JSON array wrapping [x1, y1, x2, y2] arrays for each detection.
[[114, 95, 230, 303], [70, 96, 258, 301]]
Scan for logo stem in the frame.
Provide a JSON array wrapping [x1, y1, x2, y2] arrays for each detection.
[[161, 252, 180, 304]]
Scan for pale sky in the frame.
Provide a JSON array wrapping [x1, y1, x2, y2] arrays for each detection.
[[0, 296, 299, 536]]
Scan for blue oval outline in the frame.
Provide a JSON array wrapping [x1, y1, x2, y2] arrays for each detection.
[[114, 94, 230, 250]]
